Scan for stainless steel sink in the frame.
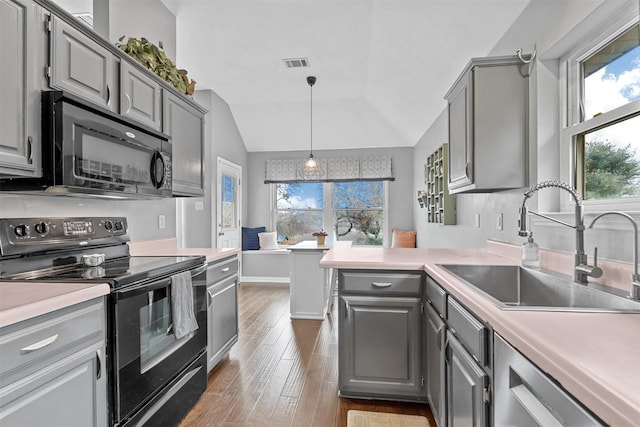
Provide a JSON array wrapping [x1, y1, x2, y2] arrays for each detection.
[[438, 264, 640, 313]]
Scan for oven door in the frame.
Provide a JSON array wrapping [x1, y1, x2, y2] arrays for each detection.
[[111, 264, 206, 424]]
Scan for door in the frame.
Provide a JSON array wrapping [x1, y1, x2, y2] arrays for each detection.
[[49, 16, 117, 111], [0, 0, 41, 177], [216, 157, 242, 248], [426, 304, 446, 427], [163, 90, 205, 196], [339, 295, 423, 400], [120, 61, 162, 130], [445, 331, 489, 427], [447, 72, 473, 190]]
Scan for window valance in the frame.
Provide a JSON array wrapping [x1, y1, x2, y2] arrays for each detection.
[[264, 156, 394, 183]]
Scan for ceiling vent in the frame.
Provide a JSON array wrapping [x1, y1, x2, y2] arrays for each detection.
[[73, 13, 94, 28], [283, 58, 310, 68]]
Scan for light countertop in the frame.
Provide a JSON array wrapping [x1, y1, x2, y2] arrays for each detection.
[[320, 244, 640, 427], [0, 281, 110, 328], [128, 238, 240, 263]]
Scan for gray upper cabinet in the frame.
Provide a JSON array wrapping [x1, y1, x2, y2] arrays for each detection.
[[445, 55, 529, 194], [49, 15, 118, 112], [163, 90, 205, 196], [120, 60, 162, 131], [0, 0, 43, 177]]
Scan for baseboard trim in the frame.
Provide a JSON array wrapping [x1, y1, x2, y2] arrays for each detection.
[[239, 276, 290, 284]]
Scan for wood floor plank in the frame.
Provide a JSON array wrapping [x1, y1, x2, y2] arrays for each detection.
[[180, 282, 435, 427]]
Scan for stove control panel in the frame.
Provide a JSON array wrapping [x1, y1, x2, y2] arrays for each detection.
[[0, 217, 129, 257]]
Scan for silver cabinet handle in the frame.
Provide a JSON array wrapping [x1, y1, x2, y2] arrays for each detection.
[[96, 349, 102, 380], [510, 381, 564, 427], [106, 85, 111, 106], [125, 92, 132, 113], [27, 136, 33, 164], [20, 334, 59, 353], [221, 267, 230, 272], [344, 299, 349, 318], [371, 282, 392, 288]]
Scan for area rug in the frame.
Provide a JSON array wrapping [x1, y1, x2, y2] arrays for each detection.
[[347, 410, 431, 427]]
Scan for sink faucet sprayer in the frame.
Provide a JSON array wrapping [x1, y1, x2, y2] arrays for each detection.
[[588, 212, 640, 300], [518, 181, 602, 284]]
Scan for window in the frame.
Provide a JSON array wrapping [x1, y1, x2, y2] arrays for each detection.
[[569, 18, 640, 203], [274, 181, 386, 245], [275, 182, 324, 244], [333, 181, 384, 245]]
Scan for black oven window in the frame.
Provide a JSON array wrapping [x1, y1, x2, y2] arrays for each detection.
[[139, 287, 183, 373]]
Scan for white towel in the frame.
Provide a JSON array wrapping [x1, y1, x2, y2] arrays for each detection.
[[171, 271, 199, 339]]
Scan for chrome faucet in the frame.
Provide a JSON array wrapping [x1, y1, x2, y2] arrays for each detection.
[[588, 212, 640, 300], [518, 181, 601, 284]]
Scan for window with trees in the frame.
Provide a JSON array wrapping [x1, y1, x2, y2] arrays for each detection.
[[275, 181, 386, 245], [569, 20, 640, 202]]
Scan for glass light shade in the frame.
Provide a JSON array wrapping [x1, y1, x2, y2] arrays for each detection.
[[304, 155, 318, 171]]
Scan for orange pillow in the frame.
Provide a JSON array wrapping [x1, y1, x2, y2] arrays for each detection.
[[391, 229, 416, 248]]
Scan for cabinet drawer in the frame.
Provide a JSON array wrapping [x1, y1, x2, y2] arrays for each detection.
[[447, 298, 488, 366], [207, 256, 238, 284], [0, 299, 104, 381], [426, 276, 447, 317], [340, 271, 422, 296]]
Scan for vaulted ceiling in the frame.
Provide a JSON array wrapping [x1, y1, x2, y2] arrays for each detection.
[[164, 0, 532, 152]]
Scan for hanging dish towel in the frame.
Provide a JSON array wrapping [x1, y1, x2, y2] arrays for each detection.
[[171, 271, 199, 339]]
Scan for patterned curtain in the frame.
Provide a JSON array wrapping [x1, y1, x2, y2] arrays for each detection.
[[264, 156, 393, 183]]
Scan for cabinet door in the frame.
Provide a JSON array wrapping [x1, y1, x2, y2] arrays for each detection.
[[0, 342, 107, 427], [445, 331, 489, 427], [120, 60, 162, 130], [426, 304, 446, 427], [163, 90, 205, 196], [447, 72, 472, 190], [0, 0, 41, 177], [207, 275, 238, 371], [49, 16, 117, 111], [339, 295, 424, 400]]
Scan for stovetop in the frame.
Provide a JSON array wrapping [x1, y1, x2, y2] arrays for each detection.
[[0, 216, 205, 289]]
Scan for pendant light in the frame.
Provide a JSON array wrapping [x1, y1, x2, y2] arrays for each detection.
[[300, 75, 323, 180]]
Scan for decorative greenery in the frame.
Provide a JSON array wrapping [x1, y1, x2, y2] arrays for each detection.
[[312, 230, 328, 237], [116, 36, 196, 95]]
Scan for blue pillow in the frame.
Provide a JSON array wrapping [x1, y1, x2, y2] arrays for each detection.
[[242, 226, 266, 251]]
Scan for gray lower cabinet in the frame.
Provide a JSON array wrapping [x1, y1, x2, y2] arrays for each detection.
[[120, 60, 162, 131], [48, 15, 118, 112], [163, 90, 205, 196], [445, 331, 489, 427], [206, 256, 239, 371], [494, 335, 604, 427], [338, 270, 425, 401], [0, 0, 43, 177], [0, 298, 107, 427], [425, 304, 446, 427]]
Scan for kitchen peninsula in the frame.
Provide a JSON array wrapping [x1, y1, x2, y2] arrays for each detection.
[[320, 243, 640, 427]]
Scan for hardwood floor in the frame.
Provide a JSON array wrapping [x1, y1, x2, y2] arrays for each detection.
[[179, 282, 435, 427]]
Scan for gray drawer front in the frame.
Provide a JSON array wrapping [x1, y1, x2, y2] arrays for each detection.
[[207, 256, 238, 284], [340, 271, 422, 296], [447, 298, 487, 366], [0, 299, 104, 379], [426, 276, 447, 316]]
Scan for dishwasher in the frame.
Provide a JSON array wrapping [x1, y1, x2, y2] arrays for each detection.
[[206, 256, 239, 372]]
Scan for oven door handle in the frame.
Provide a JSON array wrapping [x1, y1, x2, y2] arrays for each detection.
[[116, 264, 206, 294]]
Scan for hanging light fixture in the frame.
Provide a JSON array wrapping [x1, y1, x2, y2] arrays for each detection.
[[300, 75, 323, 180]]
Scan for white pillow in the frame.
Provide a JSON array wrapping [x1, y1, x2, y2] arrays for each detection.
[[258, 232, 278, 250]]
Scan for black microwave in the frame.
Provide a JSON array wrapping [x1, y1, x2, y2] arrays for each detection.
[[0, 91, 172, 198]]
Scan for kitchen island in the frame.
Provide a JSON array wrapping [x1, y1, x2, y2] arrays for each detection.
[[320, 243, 640, 427]]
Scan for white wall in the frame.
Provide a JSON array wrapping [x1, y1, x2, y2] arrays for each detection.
[[413, 0, 639, 263], [247, 147, 415, 243]]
